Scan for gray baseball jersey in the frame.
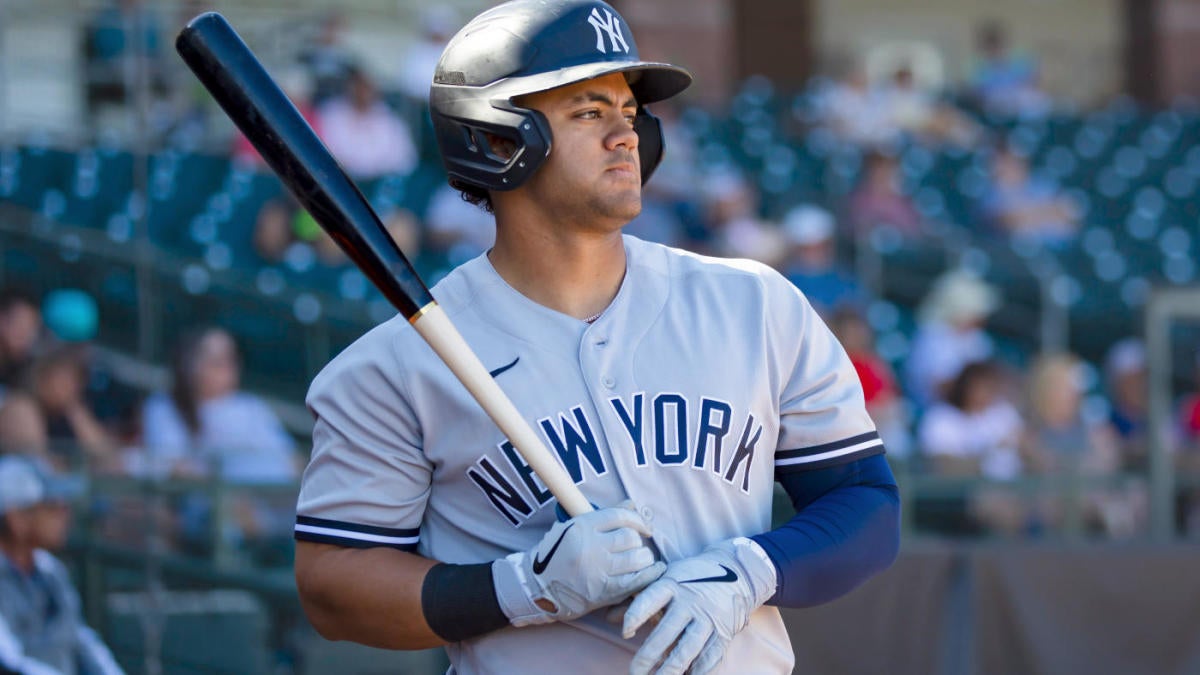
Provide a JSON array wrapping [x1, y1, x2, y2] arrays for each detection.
[[295, 235, 883, 674]]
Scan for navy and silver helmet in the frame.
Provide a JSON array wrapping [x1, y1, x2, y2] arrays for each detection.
[[429, 0, 692, 191]]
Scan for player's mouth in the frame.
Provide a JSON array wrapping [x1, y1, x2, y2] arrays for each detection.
[[605, 161, 639, 180]]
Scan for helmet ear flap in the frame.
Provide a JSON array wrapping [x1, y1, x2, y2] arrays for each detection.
[[431, 100, 553, 191], [634, 107, 665, 185]]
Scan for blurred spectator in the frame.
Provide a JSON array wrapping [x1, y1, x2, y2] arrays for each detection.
[[700, 170, 786, 266], [628, 100, 701, 248], [981, 143, 1080, 246], [253, 195, 348, 269], [22, 344, 121, 473], [1179, 349, 1200, 534], [905, 270, 999, 407], [0, 290, 42, 396], [921, 361, 1023, 479], [845, 150, 925, 237], [424, 183, 497, 267], [779, 205, 864, 316], [967, 20, 1051, 118], [141, 327, 296, 482], [1024, 353, 1120, 473], [396, 7, 459, 102], [1023, 352, 1143, 536], [140, 328, 297, 550], [1105, 338, 1149, 468], [0, 455, 123, 675], [299, 10, 358, 105], [234, 69, 321, 169], [0, 395, 48, 459], [1180, 348, 1200, 448], [880, 63, 982, 148], [919, 361, 1029, 535], [317, 67, 418, 179], [42, 290, 140, 445], [828, 307, 912, 459], [816, 62, 898, 147]]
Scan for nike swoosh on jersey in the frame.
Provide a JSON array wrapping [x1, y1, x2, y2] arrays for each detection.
[[488, 357, 520, 379], [679, 564, 739, 584], [532, 523, 574, 574]]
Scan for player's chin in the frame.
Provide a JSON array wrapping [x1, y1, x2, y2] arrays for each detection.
[[604, 191, 642, 223]]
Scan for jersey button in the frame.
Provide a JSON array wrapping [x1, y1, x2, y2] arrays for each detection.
[[595, 338, 608, 348], [640, 506, 654, 522], [601, 376, 615, 389]]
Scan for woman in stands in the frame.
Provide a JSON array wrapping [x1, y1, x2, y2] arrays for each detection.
[[140, 327, 298, 551]]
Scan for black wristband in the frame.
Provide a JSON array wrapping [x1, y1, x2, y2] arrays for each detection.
[[421, 562, 511, 642]]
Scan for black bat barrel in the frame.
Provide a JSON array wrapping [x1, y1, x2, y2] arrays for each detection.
[[176, 12, 433, 318]]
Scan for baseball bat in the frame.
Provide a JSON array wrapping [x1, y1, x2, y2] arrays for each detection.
[[175, 12, 593, 517]]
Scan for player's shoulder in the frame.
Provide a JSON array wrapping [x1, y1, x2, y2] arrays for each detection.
[[626, 235, 801, 299], [307, 311, 422, 401]]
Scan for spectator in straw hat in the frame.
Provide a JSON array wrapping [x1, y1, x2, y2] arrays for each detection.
[[905, 269, 999, 408], [0, 455, 123, 674]]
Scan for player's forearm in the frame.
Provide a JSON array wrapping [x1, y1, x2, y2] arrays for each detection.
[[752, 453, 900, 608], [294, 541, 444, 649]]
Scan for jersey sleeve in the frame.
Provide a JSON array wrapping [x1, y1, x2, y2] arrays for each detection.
[[295, 323, 431, 552], [767, 272, 885, 476]]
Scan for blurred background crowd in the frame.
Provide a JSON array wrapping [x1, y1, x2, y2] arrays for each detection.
[[3, 0, 1200, 673]]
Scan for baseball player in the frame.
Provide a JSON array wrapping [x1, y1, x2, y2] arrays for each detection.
[[293, 2, 900, 674]]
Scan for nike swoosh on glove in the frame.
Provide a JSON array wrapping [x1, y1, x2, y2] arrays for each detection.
[[493, 501, 666, 627], [622, 537, 777, 675]]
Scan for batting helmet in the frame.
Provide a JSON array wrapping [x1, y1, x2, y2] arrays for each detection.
[[429, 0, 692, 192]]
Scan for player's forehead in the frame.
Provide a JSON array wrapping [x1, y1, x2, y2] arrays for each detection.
[[517, 73, 637, 111]]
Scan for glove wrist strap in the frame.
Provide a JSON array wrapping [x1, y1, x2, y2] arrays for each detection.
[[492, 554, 556, 627], [718, 537, 779, 607]]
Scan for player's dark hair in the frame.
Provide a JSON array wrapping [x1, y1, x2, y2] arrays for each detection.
[[170, 326, 241, 435], [449, 177, 495, 214]]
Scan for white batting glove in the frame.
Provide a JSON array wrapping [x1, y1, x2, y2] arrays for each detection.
[[622, 538, 777, 675], [493, 502, 666, 627]]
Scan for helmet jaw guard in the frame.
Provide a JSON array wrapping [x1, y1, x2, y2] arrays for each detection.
[[429, 0, 691, 193]]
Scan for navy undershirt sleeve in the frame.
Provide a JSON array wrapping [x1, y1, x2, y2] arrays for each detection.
[[750, 453, 900, 608]]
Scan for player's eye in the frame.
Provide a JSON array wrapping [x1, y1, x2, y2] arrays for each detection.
[[576, 109, 601, 120]]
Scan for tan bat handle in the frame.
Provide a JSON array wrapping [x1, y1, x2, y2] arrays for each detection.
[[411, 303, 594, 517]]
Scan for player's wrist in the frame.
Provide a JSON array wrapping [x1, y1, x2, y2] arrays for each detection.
[[421, 561, 512, 642], [706, 537, 778, 608]]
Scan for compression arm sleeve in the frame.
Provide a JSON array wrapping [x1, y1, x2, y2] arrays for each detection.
[[750, 453, 900, 608]]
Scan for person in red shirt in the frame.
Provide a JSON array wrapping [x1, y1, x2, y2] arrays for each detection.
[[1181, 349, 1200, 445], [829, 306, 912, 458]]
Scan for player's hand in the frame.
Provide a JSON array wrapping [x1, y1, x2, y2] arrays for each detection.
[[622, 538, 776, 675], [495, 502, 665, 627]]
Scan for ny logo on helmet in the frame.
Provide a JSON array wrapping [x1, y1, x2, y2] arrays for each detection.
[[587, 7, 629, 54]]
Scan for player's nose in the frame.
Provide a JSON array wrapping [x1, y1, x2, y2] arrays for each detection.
[[606, 116, 639, 154]]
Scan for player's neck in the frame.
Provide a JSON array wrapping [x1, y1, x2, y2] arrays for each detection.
[[488, 224, 626, 322]]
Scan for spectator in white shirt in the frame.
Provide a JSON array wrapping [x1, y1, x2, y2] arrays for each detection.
[[140, 328, 297, 549], [905, 269, 999, 407]]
